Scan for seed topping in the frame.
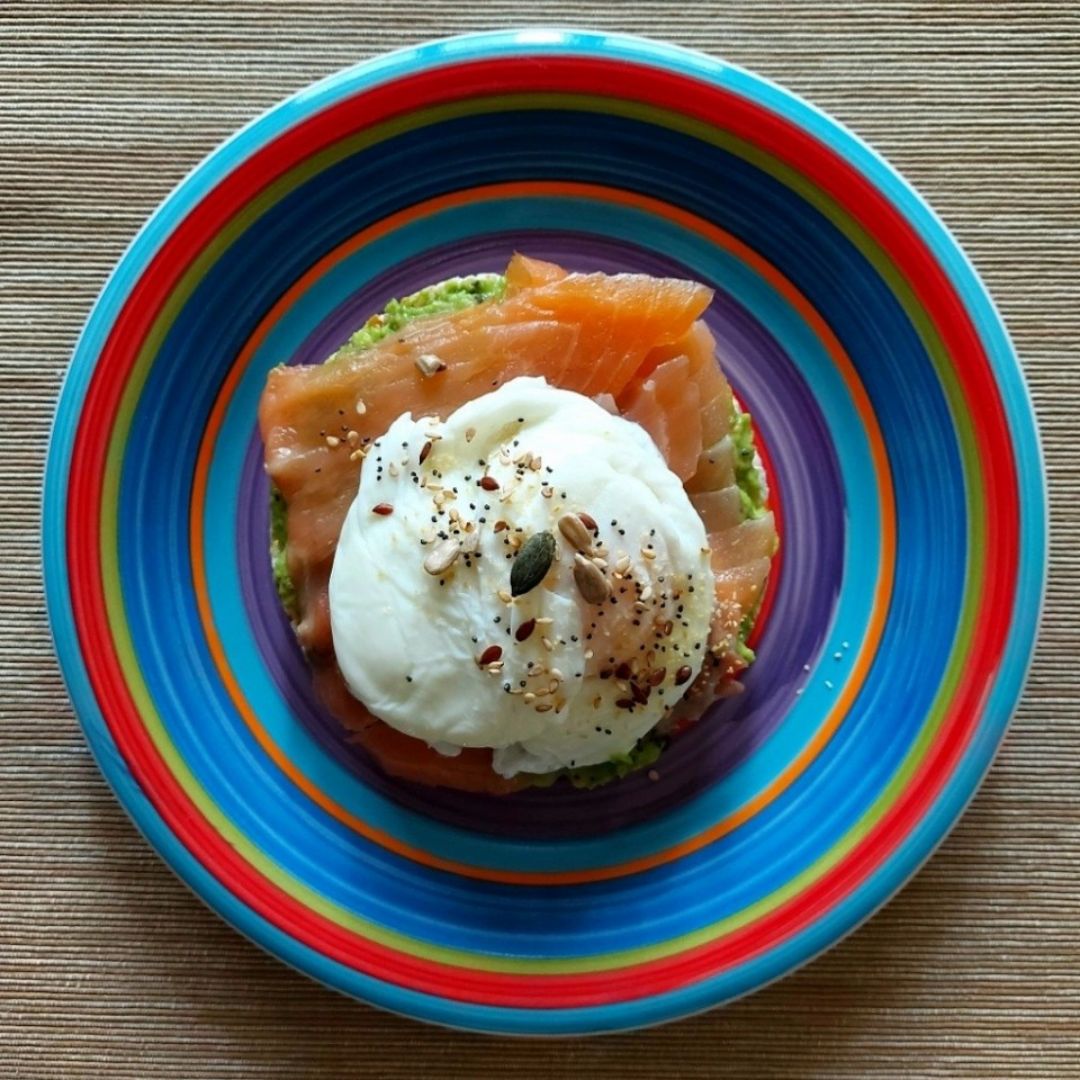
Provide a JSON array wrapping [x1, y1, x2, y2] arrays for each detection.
[[423, 538, 460, 576], [572, 553, 611, 605], [477, 645, 503, 666], [558, 512, 593, 552], [510, 531, 556, 597], [415, 353, 446, 377]]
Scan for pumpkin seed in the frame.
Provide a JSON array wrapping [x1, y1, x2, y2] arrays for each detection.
[[510, 530, 555, 597]]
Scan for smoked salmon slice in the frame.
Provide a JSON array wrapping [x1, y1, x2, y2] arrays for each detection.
[[617, 355, 703, 482], [504, 253, 568, 292]]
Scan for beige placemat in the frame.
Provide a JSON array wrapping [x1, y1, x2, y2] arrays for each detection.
[[3, 2, 1078, 1077]]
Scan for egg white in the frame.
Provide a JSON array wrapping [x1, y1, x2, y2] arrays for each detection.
[[329, 377, 714, 777]]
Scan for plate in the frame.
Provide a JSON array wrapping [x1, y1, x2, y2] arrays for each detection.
[[44, 30, 1046, 1034]]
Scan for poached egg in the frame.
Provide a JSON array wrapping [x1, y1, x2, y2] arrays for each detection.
[[329, 377, 715, 778]]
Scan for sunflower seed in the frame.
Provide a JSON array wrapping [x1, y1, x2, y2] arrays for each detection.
[[572, 554, 611, 605], [415, 353, 446, 377], [557, 513, 593, 552], [423, 539, 461, 575]]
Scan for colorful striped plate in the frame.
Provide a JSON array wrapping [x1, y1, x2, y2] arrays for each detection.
[[44, 31, 1046, 1034]]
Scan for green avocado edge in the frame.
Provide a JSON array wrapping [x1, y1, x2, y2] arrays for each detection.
[[267, 272, 768, 790]]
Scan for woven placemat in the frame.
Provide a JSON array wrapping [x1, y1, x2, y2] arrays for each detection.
[[3, 3, 1077, 1076]]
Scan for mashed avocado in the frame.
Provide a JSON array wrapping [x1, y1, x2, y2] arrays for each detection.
[[270, 487, 298, 623], [732, 407, 766, 520], [269, 272, 768, 790], [330, 274, 505, 361], [532, 732, 666, 790]]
